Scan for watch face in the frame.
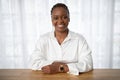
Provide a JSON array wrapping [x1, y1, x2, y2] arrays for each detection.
[[60, 66, 64, 71], [60, 65, 64, 72]]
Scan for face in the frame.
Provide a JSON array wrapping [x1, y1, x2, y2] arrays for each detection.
[[51, 7, 70, 33]]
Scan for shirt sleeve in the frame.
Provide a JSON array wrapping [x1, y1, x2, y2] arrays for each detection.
[[30, 36, 53, 70], [67, 39, 93, 75]]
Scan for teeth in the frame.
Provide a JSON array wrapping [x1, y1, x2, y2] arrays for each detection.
[[58, 25, 64, 27]]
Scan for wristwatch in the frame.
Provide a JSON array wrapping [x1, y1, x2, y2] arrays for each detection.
[[59, 65, 64, 72]]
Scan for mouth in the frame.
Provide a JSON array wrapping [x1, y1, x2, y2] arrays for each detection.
[[57, 24, 65, 28]]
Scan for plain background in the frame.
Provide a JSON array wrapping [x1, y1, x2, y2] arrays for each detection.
[[0, 0, 120, 69]]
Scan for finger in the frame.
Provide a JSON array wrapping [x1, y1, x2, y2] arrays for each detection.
[[42, 66, 51, 73]]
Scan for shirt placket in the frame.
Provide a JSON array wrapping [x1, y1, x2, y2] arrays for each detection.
[[60, 46, 63, 60], [54, 38, 63, 60]]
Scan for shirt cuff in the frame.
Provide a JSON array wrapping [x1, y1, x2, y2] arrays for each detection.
[[67, 63, 79, 75]]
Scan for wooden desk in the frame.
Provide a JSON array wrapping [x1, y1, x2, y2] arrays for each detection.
[[0, 69, 120, 80]]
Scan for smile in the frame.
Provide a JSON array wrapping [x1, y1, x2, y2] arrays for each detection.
[[57, 25, 64, 28]]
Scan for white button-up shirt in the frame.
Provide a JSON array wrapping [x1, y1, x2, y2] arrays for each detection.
[[30, 31, 93, 75]]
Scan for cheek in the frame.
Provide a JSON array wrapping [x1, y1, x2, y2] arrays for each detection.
[[65, 20, 69, 25], [52, 20, 57, 26]]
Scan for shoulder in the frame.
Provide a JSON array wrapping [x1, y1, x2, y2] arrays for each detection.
[[37, 32, 52, 44], [70, 31, 85, 41], [70, 31, 89, 49], [39, 31, 53, 40], [40, 32, 51, 38]]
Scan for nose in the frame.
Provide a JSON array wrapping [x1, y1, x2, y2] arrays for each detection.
[[58, 18, 64, 24]]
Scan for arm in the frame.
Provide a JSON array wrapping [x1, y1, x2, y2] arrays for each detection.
[[30, 36, 69, 73], [30, 37, 53, 70], [67, 39, 93, 75]]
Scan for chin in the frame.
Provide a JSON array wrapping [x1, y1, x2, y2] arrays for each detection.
[[56, 29, 68, 33]]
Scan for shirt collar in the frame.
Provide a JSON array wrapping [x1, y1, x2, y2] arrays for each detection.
[[49, 30, 72, 41]]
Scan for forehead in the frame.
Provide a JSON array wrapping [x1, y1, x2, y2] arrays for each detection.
[[51, 7, 68, 15]]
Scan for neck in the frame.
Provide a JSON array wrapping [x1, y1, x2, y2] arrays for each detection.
[[55, 29, 68, 38], [54, 29, 69, 45]]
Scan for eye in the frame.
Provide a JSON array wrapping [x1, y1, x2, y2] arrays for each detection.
[[63, 16, 68, 19], [52, 16, 58, 20]]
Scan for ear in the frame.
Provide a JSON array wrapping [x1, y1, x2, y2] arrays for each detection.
[[68, 17, 70, 22]]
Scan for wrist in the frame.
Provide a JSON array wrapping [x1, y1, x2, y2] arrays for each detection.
[[64, 64, 69, 72], [59, 65, 64, 72], [59, 64, 69, 73]]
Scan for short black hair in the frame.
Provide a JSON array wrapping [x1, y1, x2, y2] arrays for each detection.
[[51, 3, 70, 17]]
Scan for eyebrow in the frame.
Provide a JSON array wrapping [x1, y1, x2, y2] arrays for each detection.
[[51, 14, 68, 16]]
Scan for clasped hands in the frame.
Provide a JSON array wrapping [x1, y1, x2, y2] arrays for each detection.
[[41, 62, 69, 74]]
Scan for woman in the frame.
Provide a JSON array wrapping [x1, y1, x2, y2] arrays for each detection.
[[30, 3, 93, 75]]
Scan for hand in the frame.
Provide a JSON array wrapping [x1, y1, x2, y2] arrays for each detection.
[[41, 65, 51, 74], [52, 62, 65, 66], [41, 62, 69, 74], [41, 64, 59, 74], [52, 62, 69, 72]]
